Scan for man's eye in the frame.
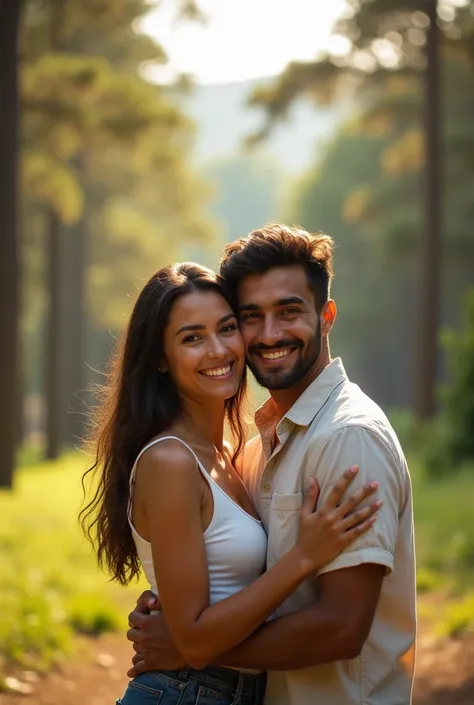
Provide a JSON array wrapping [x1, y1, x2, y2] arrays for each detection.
[[242, 312, 259, 321], [282, 308, 300, 316]]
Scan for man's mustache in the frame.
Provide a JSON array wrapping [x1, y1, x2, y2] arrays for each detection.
[[248, 340, 303, 354]]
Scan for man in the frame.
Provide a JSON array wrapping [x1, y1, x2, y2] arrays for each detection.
[[127, 224, 416, 705]]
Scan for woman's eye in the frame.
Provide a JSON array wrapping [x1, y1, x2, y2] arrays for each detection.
[[221, 324, 237, 334], [183, 334, 200, 343]]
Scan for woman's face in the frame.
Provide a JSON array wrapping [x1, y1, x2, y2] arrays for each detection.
[[162, 289, 245, 404]]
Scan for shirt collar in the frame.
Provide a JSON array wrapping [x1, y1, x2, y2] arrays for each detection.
[[254, 357, 348, 431]]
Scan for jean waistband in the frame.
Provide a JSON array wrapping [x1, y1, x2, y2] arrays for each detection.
[[178, 665, 265, 697]]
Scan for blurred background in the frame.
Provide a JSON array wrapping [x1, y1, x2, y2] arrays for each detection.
[[1, 1, 474, 703]]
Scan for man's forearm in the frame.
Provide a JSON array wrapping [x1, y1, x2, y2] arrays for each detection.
[[216, 602, 354, 671]]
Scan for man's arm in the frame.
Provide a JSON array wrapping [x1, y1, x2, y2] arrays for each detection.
[[127, 564, 384, 675], [220, 425, 401, 670], [218, 563, 384, 670]]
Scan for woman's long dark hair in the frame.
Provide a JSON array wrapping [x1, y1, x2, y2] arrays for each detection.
[[80, 263, 248, 585]]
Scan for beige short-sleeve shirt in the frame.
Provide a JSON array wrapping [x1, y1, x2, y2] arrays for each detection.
[[242, 358, 416, 705]]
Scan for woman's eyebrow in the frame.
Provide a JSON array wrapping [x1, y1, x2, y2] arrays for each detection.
[[176, 313, 236, 336]]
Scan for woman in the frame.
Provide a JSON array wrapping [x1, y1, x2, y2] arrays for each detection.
[[81, 263, 381, 705]]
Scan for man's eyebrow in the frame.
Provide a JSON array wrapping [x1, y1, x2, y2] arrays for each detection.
[[275, 296, 305, 307], [176, 313, 236, 336], [238, 303, 260, 312]]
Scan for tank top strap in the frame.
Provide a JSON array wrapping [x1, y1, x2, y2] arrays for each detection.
[[127, 435, 212, 523]]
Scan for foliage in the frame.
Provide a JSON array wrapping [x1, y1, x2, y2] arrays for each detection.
[[344, 58, 474, 261], [21, 0, 215, 326], [440, 290, 474, 460], [248, 0, 474, 134]]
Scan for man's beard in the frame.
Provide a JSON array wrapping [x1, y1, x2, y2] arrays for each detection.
[[247, 325, 321, 391]]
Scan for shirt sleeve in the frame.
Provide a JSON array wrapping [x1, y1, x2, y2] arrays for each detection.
[[310, 425, 405, 577]]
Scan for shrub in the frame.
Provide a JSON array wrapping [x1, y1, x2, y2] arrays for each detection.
[[427, 289, 474, 476], [416, 568, 442, 594], [435, 594, 474, 638], [67, 594, 123, 636], [0, 575, 73, 670]]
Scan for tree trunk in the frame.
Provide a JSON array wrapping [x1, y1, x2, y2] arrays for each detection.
[[44, 0, 65, 459], [61, 203, 87, 448], [414, 0, 441, 420], [45, 210, 63, 459], [0, 0, 21, 487]]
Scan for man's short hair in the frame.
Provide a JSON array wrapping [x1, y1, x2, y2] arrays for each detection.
[[219, 223, 334, 311]]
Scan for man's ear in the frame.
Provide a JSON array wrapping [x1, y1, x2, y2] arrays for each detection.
[[320, 300, 336, 336]]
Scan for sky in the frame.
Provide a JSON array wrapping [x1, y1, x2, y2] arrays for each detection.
[[140, 0, 350, 85]]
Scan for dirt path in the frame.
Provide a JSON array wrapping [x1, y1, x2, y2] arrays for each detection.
[[1, 630, 473, 704], [0, 634, 131, 705]]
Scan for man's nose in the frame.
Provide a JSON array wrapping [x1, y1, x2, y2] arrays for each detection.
[[257, 316, 283, 347]]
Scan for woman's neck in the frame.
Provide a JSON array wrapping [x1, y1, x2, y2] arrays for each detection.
[[176, 397, 226, 451]]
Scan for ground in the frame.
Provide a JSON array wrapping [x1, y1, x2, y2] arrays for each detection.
[[1, 627, 473, 705]]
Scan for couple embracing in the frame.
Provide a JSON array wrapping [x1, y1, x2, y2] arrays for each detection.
[[82, 223, 416, 705]]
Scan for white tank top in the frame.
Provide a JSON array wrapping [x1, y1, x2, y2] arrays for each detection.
[[127, 436, 268, 605]]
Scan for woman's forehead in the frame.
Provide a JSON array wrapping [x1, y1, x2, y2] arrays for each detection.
[[169, 290, 234, 327]]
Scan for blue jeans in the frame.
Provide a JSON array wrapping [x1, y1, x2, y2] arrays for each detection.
[[117, 665, 266, 705]]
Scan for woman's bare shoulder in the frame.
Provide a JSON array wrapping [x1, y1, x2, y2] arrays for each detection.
[[136, 436, 199, 484]]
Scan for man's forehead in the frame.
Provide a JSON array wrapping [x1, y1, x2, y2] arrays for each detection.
[[237, 265, 312, 307]]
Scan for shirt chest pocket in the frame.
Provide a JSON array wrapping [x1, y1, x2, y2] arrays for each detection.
[[267, 492, 303, 566]]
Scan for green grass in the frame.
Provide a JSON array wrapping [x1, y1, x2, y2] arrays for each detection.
[[388, 409, 474, 593], [409, 458, 474, 592], [0, 453, 145, 672]]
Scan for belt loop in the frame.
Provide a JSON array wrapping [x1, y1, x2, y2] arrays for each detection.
[[179, 665, 191, 680]]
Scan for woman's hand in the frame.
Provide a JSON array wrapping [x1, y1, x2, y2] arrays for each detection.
[[295, 466, 382, 574]]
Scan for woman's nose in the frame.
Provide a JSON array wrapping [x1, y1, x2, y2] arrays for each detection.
[[207, 336, 228, 358]]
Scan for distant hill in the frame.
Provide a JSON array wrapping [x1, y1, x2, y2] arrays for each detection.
[[177, 77, 341, 173]]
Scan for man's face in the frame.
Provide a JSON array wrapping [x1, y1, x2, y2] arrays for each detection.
[[237, 265, 323, 390]]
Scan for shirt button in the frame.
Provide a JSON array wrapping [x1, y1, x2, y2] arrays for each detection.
[[263, 483, 271, 492]]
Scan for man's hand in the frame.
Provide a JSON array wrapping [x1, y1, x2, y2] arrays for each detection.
[[126, 591, 186, 677]]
